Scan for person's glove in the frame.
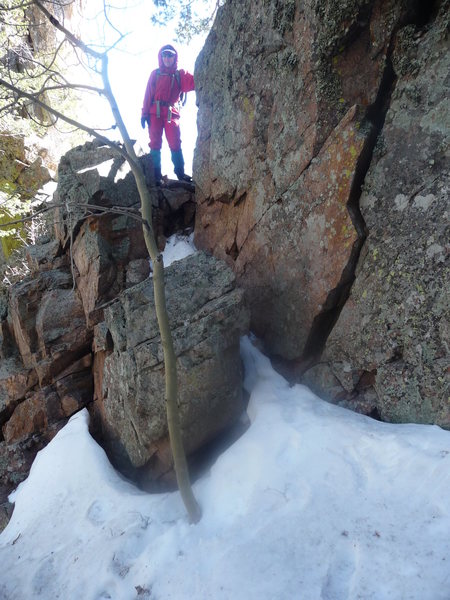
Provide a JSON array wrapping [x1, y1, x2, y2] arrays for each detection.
[[141, 116, 149, 129]]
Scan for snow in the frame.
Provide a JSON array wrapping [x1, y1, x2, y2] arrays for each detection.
[[1, 336, 449, 600], [149, 233, 196, 275], [162, 233, 197, 267]]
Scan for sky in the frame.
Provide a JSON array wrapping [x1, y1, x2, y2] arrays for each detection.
[[0, 236, 449, 600], [75, 0, 211, 177]]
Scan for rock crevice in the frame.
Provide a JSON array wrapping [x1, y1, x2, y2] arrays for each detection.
[[193, 0, 449, 425]]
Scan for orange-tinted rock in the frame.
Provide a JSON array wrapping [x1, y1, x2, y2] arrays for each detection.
[[3, 356, 92, 443], [3, 388, 61, 444], [9, 271, 92, 385], [196, 103, 367, 358], [0, 357, 37, 409]]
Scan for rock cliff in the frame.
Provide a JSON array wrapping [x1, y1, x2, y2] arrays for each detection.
[[0, 141, 248, 529], [193, 0, 449, 426]]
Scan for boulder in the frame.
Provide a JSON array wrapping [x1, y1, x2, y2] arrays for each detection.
[[0, 357, 38, 423], [72, 213, 148, 326], [25, 239, 63, 273], [53, 142, 195, 325], [8, 269, 92, 385], [53, 141, 196, 254], [94, 251, 249, 482], [52, 140, 139, 248], [3, 387, 62, 444], [51, 141, 148, 326]]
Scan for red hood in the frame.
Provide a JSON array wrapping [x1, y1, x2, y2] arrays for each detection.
[[158, 44, 178, 73]]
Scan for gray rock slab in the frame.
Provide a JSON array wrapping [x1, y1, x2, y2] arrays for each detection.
[[99, 251, 250, 475]]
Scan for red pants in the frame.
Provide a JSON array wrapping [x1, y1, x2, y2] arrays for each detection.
[[148, 116, 181, 151]]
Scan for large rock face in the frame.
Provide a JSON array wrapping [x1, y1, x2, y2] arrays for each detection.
[[194, 0, 449, 425], [194, 0, 407, 358], [1, 141, 245, 527], [94, 252, 249, 482], [312, 6, 449, 425]]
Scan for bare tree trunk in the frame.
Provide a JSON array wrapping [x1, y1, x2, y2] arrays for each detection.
[[100, 55, 201, 523]]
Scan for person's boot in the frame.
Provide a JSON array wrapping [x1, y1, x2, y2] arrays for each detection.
[[150, 149, 162, 185], [171, 149, 192, 182]]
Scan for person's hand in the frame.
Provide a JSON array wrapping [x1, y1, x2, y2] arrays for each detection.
[[141, 116, 149, 129]]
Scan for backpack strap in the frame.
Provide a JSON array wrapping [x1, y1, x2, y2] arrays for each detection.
[[152, 70, 184, 117], [174, 71, 187, 106]]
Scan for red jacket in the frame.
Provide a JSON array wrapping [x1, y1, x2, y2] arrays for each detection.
[[141, 45, 195, 120]]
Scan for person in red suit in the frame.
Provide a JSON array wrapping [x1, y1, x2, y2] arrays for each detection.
[[141, 44, 195, 184]]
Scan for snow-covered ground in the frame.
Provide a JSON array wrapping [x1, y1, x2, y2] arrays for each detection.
[[0, 335, 449, 599]]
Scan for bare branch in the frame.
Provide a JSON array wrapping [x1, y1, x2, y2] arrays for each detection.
[[0, 2, 35, 11], [0, 76, 135, 165], [39, 82, 105, 95], [0, 201, 147, 228], [102, 1, 123, 40], [0, 100, 17, 114], [17, 38, 69, 81], [32, 0, 104, 60]]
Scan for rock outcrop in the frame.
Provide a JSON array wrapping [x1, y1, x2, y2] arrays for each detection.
[[193, 0, 449, 425], [0, 140, 248, 528]]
